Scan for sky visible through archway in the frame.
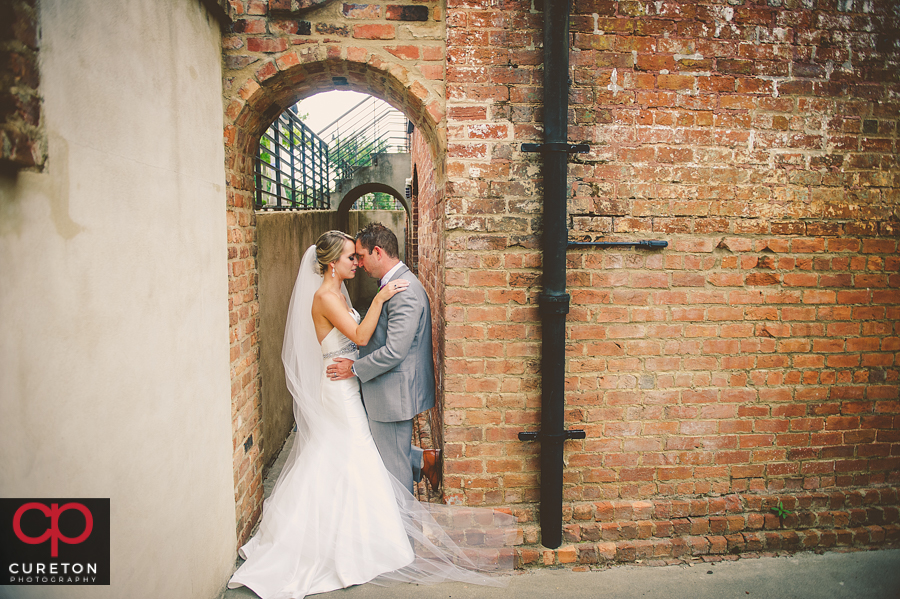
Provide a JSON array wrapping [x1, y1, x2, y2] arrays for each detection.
[[297, 90, 380, 135], [296, 90, 408, 211]]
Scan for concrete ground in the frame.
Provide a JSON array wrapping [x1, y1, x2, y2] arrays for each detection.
[[222, 435, 900, 599], [223, 548, 900, 599]]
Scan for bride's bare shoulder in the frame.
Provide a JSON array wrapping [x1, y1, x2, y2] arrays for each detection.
[[312, 287, 344, 314]]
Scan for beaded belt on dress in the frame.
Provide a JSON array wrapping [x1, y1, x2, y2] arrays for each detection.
[[322, 343, 358, 360]]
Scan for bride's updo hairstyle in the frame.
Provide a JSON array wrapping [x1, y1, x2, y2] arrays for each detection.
[[315, 230, 355, 275]]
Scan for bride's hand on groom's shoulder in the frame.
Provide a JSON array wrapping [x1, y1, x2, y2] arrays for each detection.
[[376, 279, 409, 302]]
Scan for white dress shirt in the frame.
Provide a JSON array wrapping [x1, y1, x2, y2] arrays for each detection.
[[380, 261, 405, 288], [351, 261, 405, 378]]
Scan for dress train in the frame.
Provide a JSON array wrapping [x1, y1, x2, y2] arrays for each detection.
[[228, 310, 517, 599]]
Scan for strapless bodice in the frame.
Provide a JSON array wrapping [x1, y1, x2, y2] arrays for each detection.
[[321, 309, 360, 360]]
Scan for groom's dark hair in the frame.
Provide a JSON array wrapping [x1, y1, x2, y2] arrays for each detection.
[[356, 223, 399, 259]]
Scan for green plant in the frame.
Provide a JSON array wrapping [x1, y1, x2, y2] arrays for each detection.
[[352, 192, 402, 210], [329, 134, 389, 181], [771, 501, 793, 519]]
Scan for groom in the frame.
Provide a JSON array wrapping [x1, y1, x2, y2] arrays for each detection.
[[327, 223, 441, 494]]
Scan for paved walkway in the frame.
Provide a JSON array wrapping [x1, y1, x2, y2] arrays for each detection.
[[222, 435, 900, 599], [224, 548, 900, 599]]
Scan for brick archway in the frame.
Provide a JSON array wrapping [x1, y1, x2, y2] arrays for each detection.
[[224, 55, 445, 543], [337, 183, 408, 226]]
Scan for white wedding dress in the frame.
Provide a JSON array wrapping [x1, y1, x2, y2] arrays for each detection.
[[228, 246, 516, 599]]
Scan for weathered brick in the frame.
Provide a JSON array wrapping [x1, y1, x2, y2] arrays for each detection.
[[342, 3, 381, 18], [352, 24, 395, 39], [218, 0, 900, 560], [385, 4, 429, 21], [247, 37, 288, 53]]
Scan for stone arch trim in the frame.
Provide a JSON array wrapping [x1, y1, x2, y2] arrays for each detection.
[[223, 54, 444, 545], [338, 181, 408, 209], [332, 151, 413, 215], [337, 182, 409, 229], [226, 54, 444, 170]]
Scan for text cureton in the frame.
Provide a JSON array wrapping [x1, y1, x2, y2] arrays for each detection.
[[8, 562, 98, 575]]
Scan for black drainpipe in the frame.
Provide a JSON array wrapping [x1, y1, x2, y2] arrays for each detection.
[[518, 0, 669, 549], [518, 0, 587, 550]]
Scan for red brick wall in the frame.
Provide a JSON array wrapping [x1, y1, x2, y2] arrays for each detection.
[[0, 0, 44, 169], [411, 128, 446, 482], [223, 0, 899, 561], [223, 0, 446, 543], [443, 0, 900, 563]]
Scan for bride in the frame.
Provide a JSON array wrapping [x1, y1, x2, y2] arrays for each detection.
[[228, 231, 517, 599]]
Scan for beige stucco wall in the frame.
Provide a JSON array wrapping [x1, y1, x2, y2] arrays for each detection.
[[0, 0, 235, 597], [257, 210, 337, 469]]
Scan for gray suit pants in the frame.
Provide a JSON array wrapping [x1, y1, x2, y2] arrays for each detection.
[[368, 419, 423, 494]]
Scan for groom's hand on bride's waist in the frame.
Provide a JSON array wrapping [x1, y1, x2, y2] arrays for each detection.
[[327, 357, 356, 381]]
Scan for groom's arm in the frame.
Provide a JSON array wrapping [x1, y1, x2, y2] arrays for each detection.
[[352, 288, 421, 383]]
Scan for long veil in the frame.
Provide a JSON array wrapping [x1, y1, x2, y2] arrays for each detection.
[[275, 245, 518, 589], [277, 244, 342, 474]]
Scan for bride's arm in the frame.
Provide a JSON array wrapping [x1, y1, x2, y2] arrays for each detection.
[[315, 280, 409, 346]]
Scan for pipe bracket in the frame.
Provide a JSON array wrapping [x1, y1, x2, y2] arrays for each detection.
[[518, 430, 587, 442], [568, 240, 668, 249], [522, 143, 590, 154], [538, 292, 570, 314]]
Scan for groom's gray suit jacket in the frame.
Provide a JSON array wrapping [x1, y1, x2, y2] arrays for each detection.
[[354, 264, 435, 422]]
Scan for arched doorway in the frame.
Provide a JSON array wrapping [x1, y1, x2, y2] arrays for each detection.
[[337, 183, 410, 313], [224, 57, 445, 544]]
